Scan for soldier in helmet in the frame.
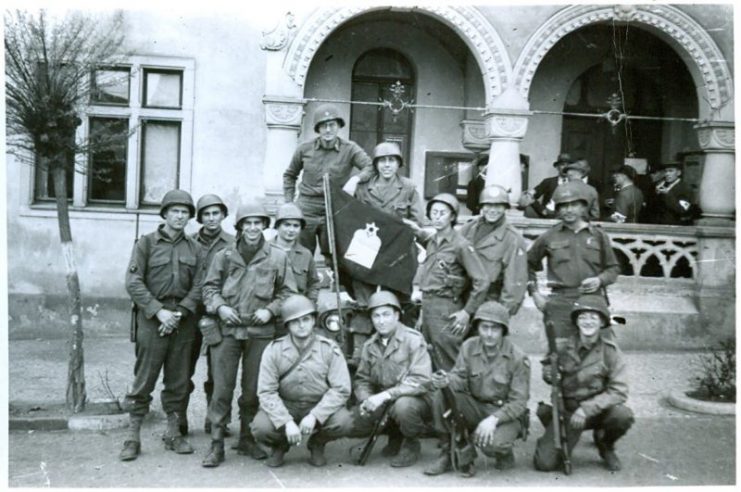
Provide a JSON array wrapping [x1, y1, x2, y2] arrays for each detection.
[[121, 189, 204, 461], [270, 202, 321, 338], [534, 294, 633, 472], [201, 202, 297, 467], [341, 291, 434, 468], [424, 301, 530, 477], [459, 185, 528, 316], [283, 103, 374, 258], [416, 193, 490, 371], [181, 194, 235, 436], [251, 295, 351, 468]]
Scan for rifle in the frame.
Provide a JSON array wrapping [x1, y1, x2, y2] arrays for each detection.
[[322, 173, 347, 353], [428, 344, 478, 471], [545, 321, 572, 475], [129, 213, 141, 343]]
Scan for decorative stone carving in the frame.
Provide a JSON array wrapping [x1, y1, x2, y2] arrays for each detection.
[[695, 121, 735, 152], [514, 5, 733, 111], [260, 12, 297, 51], [460, 120, 489, 150], [484, 112, 529, 139], [283, 6, 511, 104], [263, 98, 304, 129]]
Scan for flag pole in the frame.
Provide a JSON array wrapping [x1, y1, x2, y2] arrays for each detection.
[[323, 174, 346, 340]]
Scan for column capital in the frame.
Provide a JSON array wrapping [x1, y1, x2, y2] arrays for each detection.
[[263, 96, 305, 130], [695, 121, 734, 153], [483, 109, 531, 140]]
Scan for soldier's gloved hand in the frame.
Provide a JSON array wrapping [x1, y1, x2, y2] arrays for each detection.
[[531, 290, 548, 312], [473, 415, 499, 448], [252, 308, 272, 325], [431, 370, 449, 389], [156, 309, 180, 330], [285, 420, 302, 446], [579, 277, 602, 294], [217, 305, 241, 325], [299, 413, 317, 436], [447, 310, 470, 336], [342, 175, 361, 195], [569, 407, 587, 430]]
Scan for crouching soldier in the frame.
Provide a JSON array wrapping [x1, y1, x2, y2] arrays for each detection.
[[201, 202, 296, 467], [250, 295, 351, 468], [343, 291, 433, 467], [533, 295, 634, 472], [424, 301, 530, 477]]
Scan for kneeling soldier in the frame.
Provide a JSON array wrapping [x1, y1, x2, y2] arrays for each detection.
[[249, 295, 351, 468], [533, 294, 634, 472], [424, 301, 530, 477], [343, 291, 433, 467]]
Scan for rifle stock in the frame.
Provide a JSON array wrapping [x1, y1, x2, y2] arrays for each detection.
[[354, 402, 392, 466], [545, 321, 572, 475]]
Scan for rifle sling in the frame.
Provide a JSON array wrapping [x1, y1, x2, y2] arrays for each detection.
[[279, 336, 317, 382]]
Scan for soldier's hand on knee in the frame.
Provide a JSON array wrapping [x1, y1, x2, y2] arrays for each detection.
[[447, 310, 470, 335], [285, 420, 302, 446], [252, 308, 272, 325], [217, 305, 241, 325], [569, 407, 587, 430], [299, 413, 317, 435], [431, 370, 449, 389], [474, 415, 498, 448], [362, 392, 391, 414]]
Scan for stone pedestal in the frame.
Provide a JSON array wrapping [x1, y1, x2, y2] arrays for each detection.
[[694, 226, 736, 340], [482, 111, 529, 205], [262, 97, 305, 213], [695, 121, 734, 225]]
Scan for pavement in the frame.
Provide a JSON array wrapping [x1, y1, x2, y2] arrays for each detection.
[[7, 334, 737, 487]]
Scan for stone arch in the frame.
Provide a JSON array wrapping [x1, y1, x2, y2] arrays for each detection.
[[513, 4, 733, 117], [283, 6, 512, 105]]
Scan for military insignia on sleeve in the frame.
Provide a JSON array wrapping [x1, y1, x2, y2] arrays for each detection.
[[129, 265, 138, 273]]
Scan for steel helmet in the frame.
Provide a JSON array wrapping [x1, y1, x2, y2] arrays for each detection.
[[571, 294, 611, 326], [552, 181, 590, 206], [196, 194, 228, 224], [159, 189, 195, 219], [234, 202, 270, 229], [368, 290, 402, 313], [274, 202, 306, 229], [479, 185, 510, 208], [281, 294, 317, 325], [426, 193, 460, 221], [472, 301, 510, 334], [313, 104, 346, 132], [372, 142, 404, 168]]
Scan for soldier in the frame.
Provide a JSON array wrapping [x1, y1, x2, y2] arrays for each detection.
[[527, 182, 620, 340], [518, 153, 572, 219], [424, 301, 530, 477], [607, 165, 644, 224], [120, 189, 203, 461], [250, 295, 351, 468], [183, 194, 235, 436], [283, 103, 374, 257], [459, 185, 528, 316], [533, 294, 634, 472], [201, 202, 296, 466], [652, 162, 697, 225], [270, 202, 321, 338], [351, 141, 424, 349], [416, 193, 490, 371], [342, 291, 433, 467]]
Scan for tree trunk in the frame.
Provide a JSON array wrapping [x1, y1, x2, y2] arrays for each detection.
[[52, 164, 87, 413]]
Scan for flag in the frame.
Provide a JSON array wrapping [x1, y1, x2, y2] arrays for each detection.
[[326, 181, 418, 295]]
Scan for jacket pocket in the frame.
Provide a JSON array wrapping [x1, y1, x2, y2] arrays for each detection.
[[253, 267, 276, 300], [547, 240, 570, 264], [178, 255, 197, 287]]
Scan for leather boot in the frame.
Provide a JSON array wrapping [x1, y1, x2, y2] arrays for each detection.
[[163, 413, 194, 454], [307, 436, 327, 467], [178, 411, 189, 436], [494, 450, 515, 470], [390, 438, 420, 467], [233, 419, 268, 460], [381, 432, 403, 457], [596, 439, 622, 471], [119, 415, 143, 461], [424, 447, 452, 476], [265, 444, 289, 468], [202, 440, 225, 468]]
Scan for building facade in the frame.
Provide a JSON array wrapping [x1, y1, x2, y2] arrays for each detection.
[[6, 4, 735, 348]]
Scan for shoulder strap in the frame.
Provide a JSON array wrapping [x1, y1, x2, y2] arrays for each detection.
[[279, 337, 317, 382]]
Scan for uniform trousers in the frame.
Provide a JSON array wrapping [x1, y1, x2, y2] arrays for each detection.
[[296, 197, 330, 257], [421, 295, 465, 371], [251, 400, 348, 449], [431, 390, 522, 456], [336, 395, 432, 439], [124, 310, 196, 417]]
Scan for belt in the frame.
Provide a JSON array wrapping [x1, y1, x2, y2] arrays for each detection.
[[423, 291, 461, 302], [158, 297, 182, 308]]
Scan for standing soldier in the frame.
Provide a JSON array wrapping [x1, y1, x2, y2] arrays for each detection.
[[250, 295, 351, 468], [527, 182, 620, 340], [416, 193, 490, 371], [424, 301, 530, 477], [342, 291, 433, 467], [201, 202, 296, 466], [459, 185, 528, 316], [120, 189, 203, 461], [270, 202, 321, 338], [534, 295, 634, 472], [351, 141, 424, 347], [283, 104, 374, 257], [182, 194, 235, 436]]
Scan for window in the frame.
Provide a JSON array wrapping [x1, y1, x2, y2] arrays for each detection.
[[34, 155, 74, 202], [32, 56, 194, 210]]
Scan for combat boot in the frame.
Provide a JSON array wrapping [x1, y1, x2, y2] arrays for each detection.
[[494, 450, 515, 470], [424, 451, 452, 476], [596, 440, 622, 471], [178, 411, 189, 436], [390, 437, 420, 467], [233, 419, 268, 460], [381, 433, 403, 457], [265, 444, 289, 468], [119, 414, 144, 461], [202, 440, 225, 468], [163, 413, 194, 454], [307, 437, 327, 467]]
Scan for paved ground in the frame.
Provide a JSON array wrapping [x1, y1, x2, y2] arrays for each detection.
[[7, 335, 737, 487]]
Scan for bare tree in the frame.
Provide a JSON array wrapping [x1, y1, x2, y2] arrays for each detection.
[[5, 9, 127, 412]]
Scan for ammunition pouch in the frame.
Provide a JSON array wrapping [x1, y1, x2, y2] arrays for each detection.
[[198, 315, 222, 346]]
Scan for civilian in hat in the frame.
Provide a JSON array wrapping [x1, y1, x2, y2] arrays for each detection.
[[652, 162, 697, 225], [519, 153, 573, 219], [466, 153, 489, 215]]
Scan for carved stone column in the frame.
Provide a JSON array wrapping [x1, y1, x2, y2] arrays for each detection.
[[262, 97, 304, 213], [695, 121, 735, 225], [482, 110, 529, 205]]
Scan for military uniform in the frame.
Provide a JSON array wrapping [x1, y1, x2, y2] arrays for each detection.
[[533, 333, 634, 471], [283, 136, 373, 254], [416, 228, 490, 370], [459, 217, 528, 315], [251, 334, 351, 452], [124, 225, 204, 419], [202, 239, 296, 444], [432, 337, 529, 457], [527, 223, 620, 339]]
